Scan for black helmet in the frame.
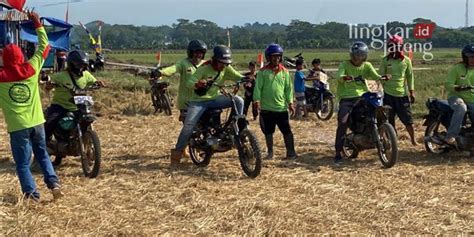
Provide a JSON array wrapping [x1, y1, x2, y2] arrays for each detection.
[[212, 45, 232, 64], [462, 44, 474, 65], [67, 50, 89, 76], [350, 41, 369, 60], [187, 40, 207, 58]]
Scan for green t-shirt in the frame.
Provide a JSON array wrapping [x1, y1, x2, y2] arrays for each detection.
[[445, 63, 474, 103], [253, 64, 293, 112], [51, 71, 97, 111], [0, 27, 49, 132], [336, 60, 381, 99], [186, 63, 243, 102], [160, 58, 203, 109], [379, 57, 414, 97]]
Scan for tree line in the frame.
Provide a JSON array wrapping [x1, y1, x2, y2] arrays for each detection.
[[70, 18, 474, 50]]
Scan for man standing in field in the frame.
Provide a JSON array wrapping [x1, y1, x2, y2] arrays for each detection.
[[379, 35, 417, 146], [253, 43, 297, 160], [152, 40, 208, 121], [0, 11, 62, 201]]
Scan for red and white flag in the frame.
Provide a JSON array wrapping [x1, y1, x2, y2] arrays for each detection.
[[0, 0, 27, 11]]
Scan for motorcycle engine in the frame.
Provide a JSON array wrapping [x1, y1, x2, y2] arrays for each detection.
[[352, 133, 375, 149], [206, 134, 233, 152]]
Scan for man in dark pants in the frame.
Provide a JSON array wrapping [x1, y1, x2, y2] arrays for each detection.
[[380, 35, 417, 146], [243, 61, 257, 120], [253, 43, 297, 160]]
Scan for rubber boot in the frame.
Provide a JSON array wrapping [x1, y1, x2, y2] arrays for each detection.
[[170, 149, 182, 168], [264, 134, 274, 160], [183, 146, 190, 158], [283, 133, 297, 159]]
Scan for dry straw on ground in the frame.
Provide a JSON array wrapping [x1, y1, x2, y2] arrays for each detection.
[[0, 82, 473, 235]]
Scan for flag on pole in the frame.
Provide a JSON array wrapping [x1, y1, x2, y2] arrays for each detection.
[[156, 51, 162, 67], [257, 52, 264, 68], [0, 0, 26, 12]]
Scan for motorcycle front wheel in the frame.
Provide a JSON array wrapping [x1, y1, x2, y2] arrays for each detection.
[[80, 130, 101, 178], [377, 123, 398, 168], [236, 129, 262, 178], [424, 120, 449, 154], [160, 92, 172, 116], [316, 97, 334, 121]]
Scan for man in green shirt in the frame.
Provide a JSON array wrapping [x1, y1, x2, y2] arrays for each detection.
[[253, 43, 297, 160], [170, 45, 245, 166], [334, 42, 387, 164], [0, 12, 62, 201], [44, 50, 105, 144], [380, 35, 417, 146], [443, 44, 474, 144], [152, 40, 207, 120]]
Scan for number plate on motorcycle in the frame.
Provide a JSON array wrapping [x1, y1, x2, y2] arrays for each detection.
[[73, 96, 94, 105]]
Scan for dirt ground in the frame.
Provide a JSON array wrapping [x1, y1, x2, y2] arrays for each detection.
[[0, 108, 472, 235]]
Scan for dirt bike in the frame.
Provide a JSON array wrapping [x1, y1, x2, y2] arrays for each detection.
[[423, 86, 474, 155], [341, 76, 399, 168], [149, 69, 173, 115], [89, 53, 105, 72], [304, 81, 335, 120], [47, 83, 102, 178], [187, 79, 262, 178], [283, 52, 303, 69]]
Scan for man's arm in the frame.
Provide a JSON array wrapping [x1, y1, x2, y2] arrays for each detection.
[[27, 12, 50, 70]]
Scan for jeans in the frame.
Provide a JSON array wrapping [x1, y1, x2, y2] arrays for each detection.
[[175, 95, 244, 151], [9, 125, 59, 198], [447, 96, 474, 137]]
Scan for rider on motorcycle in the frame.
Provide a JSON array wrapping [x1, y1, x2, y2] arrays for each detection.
[[334, 41, 389, 164], [379, 35, 417, 146], [151, 40, 207, 120], [170, 45, 246, 167], [44, 50, 105, 144], [443, 44, 474, 145]]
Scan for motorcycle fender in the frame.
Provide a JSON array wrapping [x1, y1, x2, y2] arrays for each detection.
[[323, 91, 335, 99], [422, 114, 438, 126]]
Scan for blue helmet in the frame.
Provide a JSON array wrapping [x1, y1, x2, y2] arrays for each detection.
[[265, 43, 283, 61]]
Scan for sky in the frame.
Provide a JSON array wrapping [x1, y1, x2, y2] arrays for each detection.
[[26, 0, 472, 28]]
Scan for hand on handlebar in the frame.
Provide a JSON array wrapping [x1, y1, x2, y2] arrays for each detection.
[[195, 79, 208, 89], [95, 80, 107, 88], [150, 69, 162, 79]]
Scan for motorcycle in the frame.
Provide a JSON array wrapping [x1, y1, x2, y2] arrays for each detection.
[[283, 52, 304, 69], [304, 81, 335, 120], [187, 79, 262, 178], [149, 69, 173, 115], [47, 83, 102, 178], [423, 86, 474, 155], [341, 76, 399, 168]]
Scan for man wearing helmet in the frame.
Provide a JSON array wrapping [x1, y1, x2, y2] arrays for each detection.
[[0, 12, 62, 201], [253, 43, 297, 160], [169, 45, 246, 166], [152, 40, 207, 120], [444, 44, 474, 145], [44, 50, 105, 145], [379, 35, 417, 146], [334, 41, 388, 164]]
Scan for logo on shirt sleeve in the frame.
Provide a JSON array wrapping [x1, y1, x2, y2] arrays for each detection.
[[9, 83, 31, 103]]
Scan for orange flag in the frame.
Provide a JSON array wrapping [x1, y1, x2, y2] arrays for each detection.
[[257, 52, 264, 68], [156, 51, 162, 66]]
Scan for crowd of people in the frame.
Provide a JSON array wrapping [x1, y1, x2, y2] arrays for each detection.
[[0, 11, 473, 201]]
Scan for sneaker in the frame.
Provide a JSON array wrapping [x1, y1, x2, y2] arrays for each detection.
[[334, 155, 343, 165], [444, 136, 456, 145], [25, 192, 40, 202], [50, 183, 64, 200]]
